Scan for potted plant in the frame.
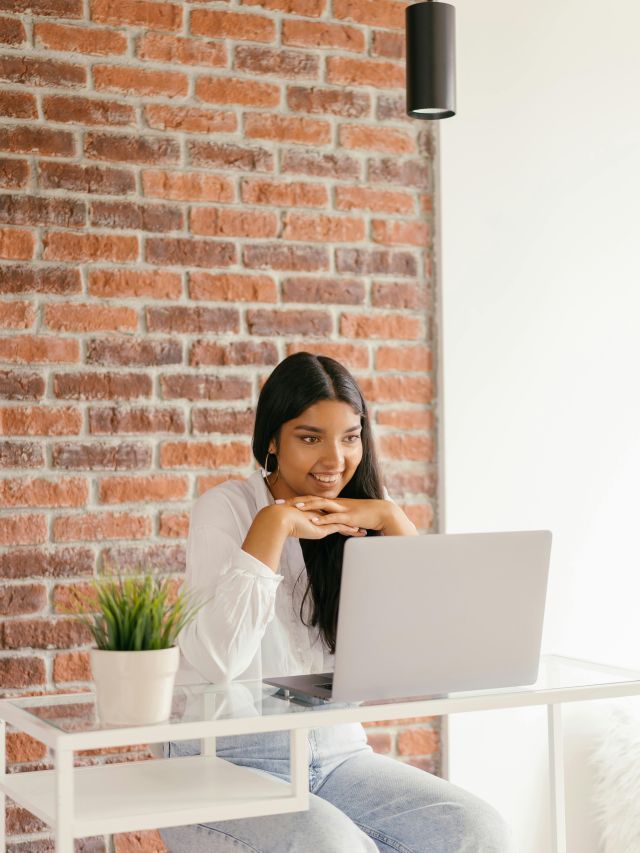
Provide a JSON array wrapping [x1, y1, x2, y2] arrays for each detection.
[[68, 570, 209, 726]]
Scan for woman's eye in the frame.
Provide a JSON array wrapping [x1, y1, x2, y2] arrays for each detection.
[[345, 435, 361, 443], [301, 436, 319, 444]]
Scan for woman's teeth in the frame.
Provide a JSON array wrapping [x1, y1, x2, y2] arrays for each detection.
[[311, 473, 341, 483]]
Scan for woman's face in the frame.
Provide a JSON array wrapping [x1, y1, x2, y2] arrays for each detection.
[[266, 400, 364, 501]]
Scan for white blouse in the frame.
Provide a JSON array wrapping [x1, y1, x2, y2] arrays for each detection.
[[177, 469, 391, 686]]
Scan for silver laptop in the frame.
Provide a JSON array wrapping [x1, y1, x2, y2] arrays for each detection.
[[264, 530, 552, 703]]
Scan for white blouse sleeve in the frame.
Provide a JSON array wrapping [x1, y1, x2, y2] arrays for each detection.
[[177, 491, 283, 684]]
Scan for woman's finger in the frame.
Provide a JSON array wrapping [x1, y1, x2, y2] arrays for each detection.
[[311, 513, 351, 526], [289, 496, 347, 511], [321, 524, 366, 538]]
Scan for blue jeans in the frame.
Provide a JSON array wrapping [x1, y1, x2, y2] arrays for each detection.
[[159, 724, 513, 852]]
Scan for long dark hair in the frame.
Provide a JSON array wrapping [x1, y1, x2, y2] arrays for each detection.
[[252, 351, 384, 653]]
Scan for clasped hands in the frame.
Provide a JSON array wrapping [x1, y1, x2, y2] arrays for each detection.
[[272, 495, 393, 540]]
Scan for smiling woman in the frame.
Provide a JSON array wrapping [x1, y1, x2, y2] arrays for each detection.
[[162, 351, 512, 853]]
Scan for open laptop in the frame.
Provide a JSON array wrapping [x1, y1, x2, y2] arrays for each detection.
[[264, 530, 552, 703]]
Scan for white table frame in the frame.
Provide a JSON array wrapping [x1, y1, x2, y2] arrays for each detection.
[[1, 654, 640, 853]]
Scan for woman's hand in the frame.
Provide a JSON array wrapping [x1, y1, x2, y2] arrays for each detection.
[[274, 496, 393, 534], [270, 502, 368, 541]]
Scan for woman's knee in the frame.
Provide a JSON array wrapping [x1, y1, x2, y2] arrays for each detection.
[[457, 796, 513, 853]]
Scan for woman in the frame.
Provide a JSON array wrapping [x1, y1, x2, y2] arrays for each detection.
[[160, 352, 512, 852]]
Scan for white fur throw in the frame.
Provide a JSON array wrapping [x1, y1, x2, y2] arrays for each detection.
[[591, 703, 640, 853]]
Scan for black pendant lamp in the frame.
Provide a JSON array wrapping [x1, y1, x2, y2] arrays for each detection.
[[406, 0, 456, 119]]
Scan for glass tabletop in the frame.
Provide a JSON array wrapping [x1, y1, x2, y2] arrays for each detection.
[[4, 655, 640, 734]]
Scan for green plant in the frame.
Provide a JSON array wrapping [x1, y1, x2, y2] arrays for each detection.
[[69, 572, 211, 652]]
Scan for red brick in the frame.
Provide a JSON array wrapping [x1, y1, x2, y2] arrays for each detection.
[[333, 0, 404, 29], [0, 196, 85, 229], [53, 512, 151, 542], [43, 231, 137, 262], [5, 0, 82, 15], [372, 29, 404, 59], [53, 650, 91, 683], [341, 313, 421, 340], [376, 345, 432, 372], [39, 161, 135, 195], [287, 86, 369, 117], [52, 442, 152, 470], [157, 511, 189, 539], [0, 476, 88, 508], [242, 178, 327, 208], [244, 113, 331, 145], [287, 341, 369, 370], [397, 727, 439, 755], [379, 434, 433, 461], [244, 244, 328, 272], [0, 514, 48, 546], [43, 94, 135, 126], [340, 124, 414, 154], [160, 374, 251, 401], [0, 157, 29, 189], [189, 272, 276, 302], [99, 475, 188, 503], [188, 141, 274, 173], [53, 372, 152, 400], [85, 132, 179, 165], [0, 337, 79, 365], [0, 370, 44, 399], [0, 618, 92, 651], [0, 440, 44, 467], [35, 22, 127, 54], [45, 303, 138, 333], [191, 408, 254, 435], [0, 15, 25, 44], [400, 503, 434, 530], [91, 0, 182, 30], [242, 0, 324, 14], [0, 546, 94, 579], [376, 408, 434, 430], [0, 54, 85, 88], [0, 582, 47, 616], [371, 220, 429, 247], [372, 281, 430, 310], [0, 227, 34, 259], [0, 266, 79, 296], [0, 656, 45, 688], [358, 375, 433, 403], [282, 276, 364, 304], [336, 248, 417, 276], [196, 473, 244, 495], [90, 199, 182, 232], [137, 32, 227, 67], [335, 185, 414, 214], [102, 543, 186, 575], [281, 149, 359, 179], [86, 337, 182, 366], [327, 56, 403, 88], [160, 441, 250, 468], [6, 731, 47, 762], [189, 340, 278, 367], [285, 19, 364, 52], [282, 213, 364, 243], [113, 831, 168, 852], [247, 308, 332, 336], [89, 406, 185, 434], [235, 45, 319, 78], [191, 9, 274, 42], [0, 300, 35, 329], [145, 237, 235, 269], [190, 208, 277, 239], [195, 76, 280, 108], [142, 170, 234, 202], [366, 731, 392, 753], [145, 104, 236, 134], [0, 90, 36, 118], [89, 268, 182, 299], [94, 64, 188, 98], [368, 157, 429, 188]]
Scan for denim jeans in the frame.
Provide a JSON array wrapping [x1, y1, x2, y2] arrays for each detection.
[[159, 724, 513, 852]]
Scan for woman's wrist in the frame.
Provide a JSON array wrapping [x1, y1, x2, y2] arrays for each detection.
[[242, 506, 291, 572]]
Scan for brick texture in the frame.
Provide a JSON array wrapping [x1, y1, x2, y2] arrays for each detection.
[[0, 0, 437, 847]]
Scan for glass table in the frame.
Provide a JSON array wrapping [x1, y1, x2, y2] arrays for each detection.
[[2, 654, 640, 853]]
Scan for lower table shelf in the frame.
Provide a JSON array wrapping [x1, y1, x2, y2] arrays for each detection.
[[1, 754, 309, 836]]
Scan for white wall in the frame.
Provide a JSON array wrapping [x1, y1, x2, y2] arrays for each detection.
[[439, 1, 640, 850]]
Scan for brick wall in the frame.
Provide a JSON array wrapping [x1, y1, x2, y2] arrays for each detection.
[[0, 0, 438, 847]]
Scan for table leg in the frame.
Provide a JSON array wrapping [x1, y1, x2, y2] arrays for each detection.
[[1, 718, 6, 853], [290, 728, 309, 808], [547, 703, 567, 853], [54, 746, 74, 853]]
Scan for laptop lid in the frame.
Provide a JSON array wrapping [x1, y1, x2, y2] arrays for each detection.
[[332, 530, 552, 702]]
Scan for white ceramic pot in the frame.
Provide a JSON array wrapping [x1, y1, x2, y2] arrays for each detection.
[[90, 646, 180, 726]]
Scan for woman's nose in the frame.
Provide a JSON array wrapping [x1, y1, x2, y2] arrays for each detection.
[[320, 443, 344, 469]]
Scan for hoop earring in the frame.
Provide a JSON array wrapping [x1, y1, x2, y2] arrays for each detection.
[[261, 451, 280, 484]]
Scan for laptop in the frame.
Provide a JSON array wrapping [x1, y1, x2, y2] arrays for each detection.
[[264, 530, 552, 703]]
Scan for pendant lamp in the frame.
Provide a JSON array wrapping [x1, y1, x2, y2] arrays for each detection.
[[406, 0, 456, 119]]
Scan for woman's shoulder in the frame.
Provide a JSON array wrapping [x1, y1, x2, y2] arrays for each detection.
[[190, 470, 264, 531]]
